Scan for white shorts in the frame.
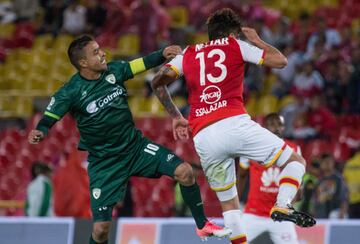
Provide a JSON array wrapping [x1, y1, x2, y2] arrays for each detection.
[[243, 213, 299, 244], [193, 114, 293, 191]]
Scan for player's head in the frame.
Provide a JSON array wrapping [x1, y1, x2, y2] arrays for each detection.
[[206, 8, 242, 41], [264, 113, 284, 138], [31, 162, 52, 179], [68, 35, 107, 72]]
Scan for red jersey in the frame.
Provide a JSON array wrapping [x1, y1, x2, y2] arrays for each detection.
[[166, 36, 265, 136], [241, 140, 301, 217]]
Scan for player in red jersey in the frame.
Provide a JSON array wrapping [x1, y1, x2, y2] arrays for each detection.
[[237, 113, 301, 244], [151, 8, 315, 243]]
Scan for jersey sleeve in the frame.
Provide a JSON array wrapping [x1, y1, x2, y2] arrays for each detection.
[[109, 60, 134, 85], [236, 39, 265, 65], [239, 157, 250, 169], [44, 86, 72, 121], [297, 146, 302, 156], [165, 54, 184, 78]]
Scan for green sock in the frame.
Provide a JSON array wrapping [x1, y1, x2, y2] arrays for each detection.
[[89, 235, 108, 244], [180, 183, 207, 229]]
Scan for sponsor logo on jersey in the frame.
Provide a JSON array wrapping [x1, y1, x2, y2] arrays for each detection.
[[167, 154, 174, 162], [81, 91, 87, 99], [200, 85, 222, 104], [47, 97, 55, 110], [86, 87, 125, 114], [98, 206, 108, 211], [105, 74, 116, 84], [92, 188, 101, 199], [260, 167, 280, 193]]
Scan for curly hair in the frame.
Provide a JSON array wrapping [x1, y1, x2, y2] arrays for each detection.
[[206, 8, 242, 41]]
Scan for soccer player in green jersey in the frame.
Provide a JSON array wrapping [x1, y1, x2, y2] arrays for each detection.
[[28, 35, 231, 244]]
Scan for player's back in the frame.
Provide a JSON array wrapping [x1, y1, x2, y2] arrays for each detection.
[[166, 35, 264, 135], [182, 36, 251, 135]]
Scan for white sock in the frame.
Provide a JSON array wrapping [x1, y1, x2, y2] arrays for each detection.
[[223, 210, 247, 243], [276, 161, 305, 207]]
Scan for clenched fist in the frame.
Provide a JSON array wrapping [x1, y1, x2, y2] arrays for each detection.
[[172, 116, 189, 140], [28, 130, 45, 144], [163, 45, 182, 60]]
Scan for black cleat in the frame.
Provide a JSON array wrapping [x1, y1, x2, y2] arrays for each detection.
[[270, 205, 316, 227]]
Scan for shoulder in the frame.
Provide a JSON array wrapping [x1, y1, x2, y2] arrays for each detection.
[[107, 60, 129, 70], [56, 75, 80, 97]]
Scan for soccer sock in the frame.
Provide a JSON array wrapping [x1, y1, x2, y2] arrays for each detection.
[[223, 210, 247, 244], [276, 161, 305, 207], [180, 183, 207, 229], [89, 235, 108, 244]]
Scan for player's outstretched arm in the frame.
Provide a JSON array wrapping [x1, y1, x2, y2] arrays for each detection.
[[129, 45, 182, 76], [241, 27, 287, 68], [28, 115, 57, 144], [28, 129, 45, 144], [151, 66, 189, 140]]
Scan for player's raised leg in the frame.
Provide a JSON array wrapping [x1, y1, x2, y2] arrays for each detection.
[[173, 162, 232, 240], [270, 152, 316, 227]]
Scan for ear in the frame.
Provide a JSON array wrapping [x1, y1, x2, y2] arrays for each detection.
[[78, 58, 88, 68]]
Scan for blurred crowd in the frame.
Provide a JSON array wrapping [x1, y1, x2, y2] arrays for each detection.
[[0, 0, 360, 219]]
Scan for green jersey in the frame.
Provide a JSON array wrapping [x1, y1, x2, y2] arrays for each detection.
[[45, 61, 141, 158]]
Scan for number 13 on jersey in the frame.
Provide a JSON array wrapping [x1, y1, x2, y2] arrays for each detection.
[[195, 49, 228, 86]]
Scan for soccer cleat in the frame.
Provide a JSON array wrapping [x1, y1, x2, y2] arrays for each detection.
[[270, 204, 316, 227], [196, 221, 232, 241]]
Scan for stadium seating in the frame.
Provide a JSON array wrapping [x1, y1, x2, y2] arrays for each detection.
[[116, 34, 140, 57], [167, 6, 189, 29], [2, 0, 360, 218]]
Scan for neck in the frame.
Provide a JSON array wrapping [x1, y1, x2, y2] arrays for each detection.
[[80, 69, 101, 80]]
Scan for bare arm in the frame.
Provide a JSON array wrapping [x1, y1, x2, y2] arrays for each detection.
[[241, 27, 287, 68], [151, 66, 189, 140], [151, 66, 182, 118]]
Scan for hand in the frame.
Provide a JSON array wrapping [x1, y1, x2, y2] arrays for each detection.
[[28, 130, 45, 144], [172, 116, 189, 140], [241, 27, 261, 44], [163, 45, 182, 60]]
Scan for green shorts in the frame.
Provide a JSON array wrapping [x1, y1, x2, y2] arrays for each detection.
[[87, 137, 183, 222]]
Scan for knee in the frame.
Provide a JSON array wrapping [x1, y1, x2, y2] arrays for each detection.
[[93, 222, 110, 242], [174, 162, 195, 186], [284, 152, 306, 168]]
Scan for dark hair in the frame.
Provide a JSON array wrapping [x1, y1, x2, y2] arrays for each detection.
[[264, 113, 282, 124], [67, 35, 94, 70], [206, 8, 242, 41], [31, 162, 52, 179]]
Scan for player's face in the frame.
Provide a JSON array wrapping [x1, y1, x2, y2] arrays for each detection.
[[265, 118, 284, 138], [82, 41, 107, 72]]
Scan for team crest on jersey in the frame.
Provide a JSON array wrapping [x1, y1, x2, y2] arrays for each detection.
[[92, 188, 101, 199], [261, 167, 280, 187], [105, 74, 116, 84], [167, 154, 174, 162]]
